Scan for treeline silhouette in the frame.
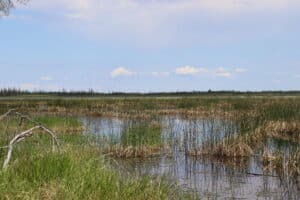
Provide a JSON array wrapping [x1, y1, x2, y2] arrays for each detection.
[[0, 88, 299, 97]]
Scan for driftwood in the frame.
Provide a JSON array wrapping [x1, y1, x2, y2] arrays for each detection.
[[0, 109, 59, 169]]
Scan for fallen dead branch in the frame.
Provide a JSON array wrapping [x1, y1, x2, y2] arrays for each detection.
[[0, 109, 59, 169], [0, 109, 16, 121]]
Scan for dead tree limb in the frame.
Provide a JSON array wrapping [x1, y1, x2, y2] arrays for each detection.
[[0, 109, 60, 169], [0, 109, 15, 121], [0, 109, 59, 140], [2, 125, 59, 169]]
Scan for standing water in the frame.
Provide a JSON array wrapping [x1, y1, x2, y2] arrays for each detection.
[[81, 116, 300, 199]]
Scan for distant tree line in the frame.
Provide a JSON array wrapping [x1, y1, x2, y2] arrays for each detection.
[[0, 88, 300, 97]]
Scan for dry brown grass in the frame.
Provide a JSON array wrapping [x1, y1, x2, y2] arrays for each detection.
[[189, 126, 265, 158], [262, 150, 300, 179], [264, 121, 300, 143], [102, 144, 164, 158], [189, 141, 254, 158], [190, 120, 299, 160]]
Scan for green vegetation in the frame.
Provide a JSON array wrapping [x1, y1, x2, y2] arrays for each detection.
[[121, 121, 162, 146], [102, 121, 163, 158], [0, 115, 189, 200], [0, 146, 182, 200], [0, 94, 299, 199], [0, 94, 299, 120]]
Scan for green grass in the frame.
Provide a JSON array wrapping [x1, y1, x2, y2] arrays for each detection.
[[121, 122, 162, 146], [0, 145, 184, 200], [0, 115, 192, 200], [0, 95, 299, 199]]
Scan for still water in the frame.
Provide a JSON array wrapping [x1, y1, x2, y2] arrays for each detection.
[[81, 116, 299, 199]]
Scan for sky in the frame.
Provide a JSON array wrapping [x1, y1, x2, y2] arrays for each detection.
[[0, 0, 300, 92]]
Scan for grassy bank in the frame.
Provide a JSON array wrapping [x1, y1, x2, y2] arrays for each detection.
[[0, 145, 183, 200], [0, 115, 191, 200]]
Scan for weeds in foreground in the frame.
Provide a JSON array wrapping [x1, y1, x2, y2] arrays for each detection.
[[0, 144, 190, 200]]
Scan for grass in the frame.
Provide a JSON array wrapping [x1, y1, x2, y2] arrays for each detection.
[[0, 95, 299, 119], [173, 96, 300, 179], [120, 121, 162, 146], [0, 145, 184, 200], [101, 120, 164, 158], [0, 115, 193, 200], [0, 95, 300, 198]]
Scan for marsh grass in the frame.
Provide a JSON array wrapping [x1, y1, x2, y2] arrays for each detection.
[[0, 114, 190, 200], [0, 144, 185, 200], [0, 95, 300, 198], [97, 120, 165, 158], [3, 96, 299, 119], [187, 98, 300, 179], [120, 121, 162, 146]]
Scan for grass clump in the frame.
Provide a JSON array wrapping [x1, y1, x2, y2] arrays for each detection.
[[121, 121, 162, 147], [34, 116, 84, 133], [0, 145, 183, 200], [103, 121, 164, 158]]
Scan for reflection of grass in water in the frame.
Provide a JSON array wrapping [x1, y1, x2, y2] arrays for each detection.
[[102, 121, 164, 158], [189, 101, 300, 171], [121, 122, 162, 147]]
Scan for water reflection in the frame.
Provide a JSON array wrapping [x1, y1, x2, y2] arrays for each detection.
[[81, 116, 300, 199]]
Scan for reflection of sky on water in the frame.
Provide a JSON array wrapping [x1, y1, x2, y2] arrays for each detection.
[[81, 116, 300, 199]]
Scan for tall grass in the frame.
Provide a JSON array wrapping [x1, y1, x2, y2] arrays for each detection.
[[0, 145, 184, 200], [0, 115, 191, 200]]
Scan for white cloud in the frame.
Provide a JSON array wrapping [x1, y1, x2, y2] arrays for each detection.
[[110, 66, 245, 78], [40, 76, 53, 81], [176, 66, 208, 75], [295, 74, 300, 78], [24, 0, 300, 46], [215, 67, 232, 77], [150, 72, 170, 77], [111, 67, 136, 77], [29, 0, 300, 16]]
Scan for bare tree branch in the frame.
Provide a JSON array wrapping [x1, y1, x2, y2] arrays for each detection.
[[0, 109, 15, 121], [0, 109, 60, 169], [3, 125, 59, 169]]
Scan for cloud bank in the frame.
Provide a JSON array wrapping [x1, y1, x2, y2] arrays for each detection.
[[21, 0, 300, 46], [111, 66, 246, 78]]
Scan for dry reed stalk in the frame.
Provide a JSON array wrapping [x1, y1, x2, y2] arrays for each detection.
[[264, 121, 300, 143], [103, 144, 162, 158]]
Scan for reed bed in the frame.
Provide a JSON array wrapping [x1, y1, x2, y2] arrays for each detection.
[[264, 121, 300, 143], [0, 95, 299, 198], [262, 150, 300, 180], [1, 96, 298, 120]]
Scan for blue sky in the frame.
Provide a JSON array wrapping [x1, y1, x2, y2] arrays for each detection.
[[1, 0, 300, 92]]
